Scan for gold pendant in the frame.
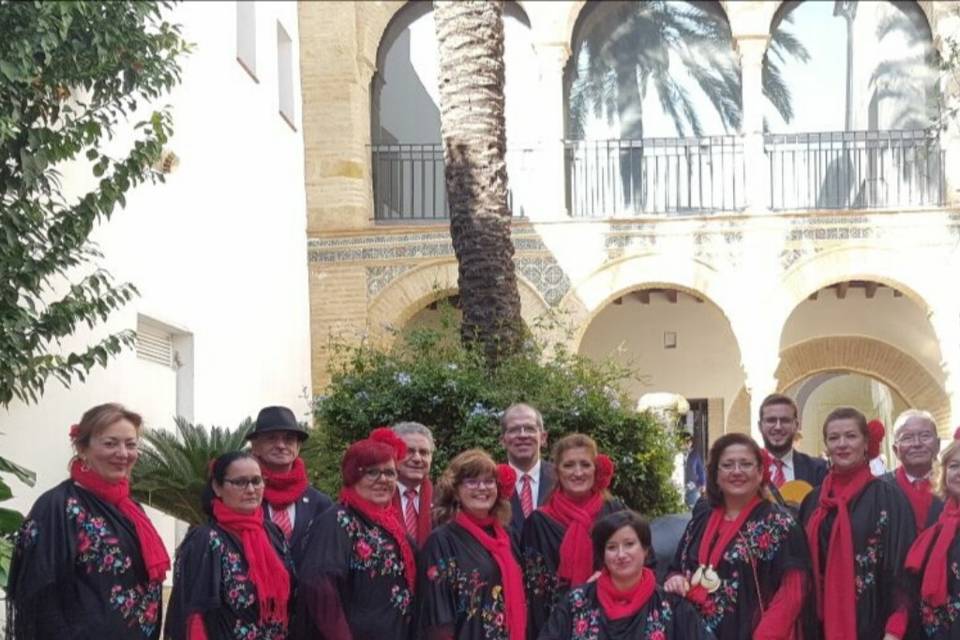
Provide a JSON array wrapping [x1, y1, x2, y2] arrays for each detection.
[[691, 565, 704, 587], [700, 566, 721, 593]]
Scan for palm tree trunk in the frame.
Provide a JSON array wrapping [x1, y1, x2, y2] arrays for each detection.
[[433, 0, 523, 365]]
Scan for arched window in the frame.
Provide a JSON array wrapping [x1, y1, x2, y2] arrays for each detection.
[[564, 1, 745, 216], [370, 3, 537, 220], [764, 1, 942, 210]]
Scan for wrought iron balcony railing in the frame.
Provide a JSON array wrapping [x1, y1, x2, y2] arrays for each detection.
[[370, 130, 945, 221], [564, 136, 745, 217], [765, 129, 944, 211]]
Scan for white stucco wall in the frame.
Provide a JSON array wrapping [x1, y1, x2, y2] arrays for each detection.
[[0, 1, 311, 560], [578, 293, 745, 436]]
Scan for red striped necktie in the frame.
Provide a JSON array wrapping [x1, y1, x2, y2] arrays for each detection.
[[271, 505, 293, 540], [404, 488, 419, 538], [520, 474, 534, 517]]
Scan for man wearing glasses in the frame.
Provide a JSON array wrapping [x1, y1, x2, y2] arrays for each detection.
[[391, 421, 435, 547], [881, 409, 943, 532], [758, 393, 827, 488], [246, 405, 332, 563], [500, 403, 555, 531]]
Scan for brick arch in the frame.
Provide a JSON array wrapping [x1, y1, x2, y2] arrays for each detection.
[[727, 335, 951, 437], [366, 259, 550, 343]]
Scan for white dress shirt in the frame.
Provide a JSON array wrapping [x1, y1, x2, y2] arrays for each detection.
[[769, 449, 796, 483], [397, 481, 421, 513]]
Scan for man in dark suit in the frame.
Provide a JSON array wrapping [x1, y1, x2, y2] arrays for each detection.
[[391, 421, 435, 547], [881, 409, 943, 532], [758, 393, 828, 488], [501, 403, 555, 532], [247, 405, 332, 564]]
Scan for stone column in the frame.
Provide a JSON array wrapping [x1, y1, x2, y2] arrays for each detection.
[[928, 301, 960, 432], [299, 2, 376, 232], [737, 35, 771, 213], [531, 41, 571, 220], [933, 5, 960, 207]]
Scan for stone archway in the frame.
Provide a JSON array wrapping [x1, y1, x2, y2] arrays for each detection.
[[366, 259, 550, 344], [727, 335, 951, 437]]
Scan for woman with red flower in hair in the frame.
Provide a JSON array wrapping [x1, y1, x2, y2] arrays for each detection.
[[666, 433, 810, 640], [799, 407, 915, 640], [416, 449, 526, 640], [539, 510, 712, 640], [903, 429, 960, 639], [6, 403, 169, 640], [522, 434, 625, 638], [293, 428, 416, 640]]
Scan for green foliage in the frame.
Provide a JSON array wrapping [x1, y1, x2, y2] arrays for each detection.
[[131, 416, 253, 526], [0, 453, 36, 590], [306, 312, 682, 517], [0, 1, 189, 406]]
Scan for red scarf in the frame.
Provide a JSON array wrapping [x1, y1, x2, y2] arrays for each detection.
[[70, 459, 170, 583], [896, 466, 934, 533], [805, 463, 874, 640], [212, 499, 290, 626], [261, 458, 308, 508], [453, 512, 526, 640], [391, 478, 433, 547], [340, 486, 416, 591], [540, 489, 605, 585], [597, 567, 656, 620], [906, 497, 960, 607], [685, 496, 762, 606]]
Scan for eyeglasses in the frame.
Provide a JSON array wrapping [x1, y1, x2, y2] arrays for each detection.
[[362, 468, 398, 481], [896, 433, 938, 446], [504, 425, 539, 436], [761, 417, 796, 426], [718, 461, 757, 473], [223, 476, 264, 489], [461, 477, 497, 489]]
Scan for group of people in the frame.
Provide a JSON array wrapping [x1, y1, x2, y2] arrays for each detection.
[[5, 396, 960, 640]]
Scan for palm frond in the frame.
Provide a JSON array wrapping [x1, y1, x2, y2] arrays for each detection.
[[131, 416, 253, 525]]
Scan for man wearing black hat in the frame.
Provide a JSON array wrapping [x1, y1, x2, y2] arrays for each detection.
[[247, 406, 332, 563]]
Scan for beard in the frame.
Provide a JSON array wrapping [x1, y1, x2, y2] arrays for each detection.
[[763, 437, 793, 457]]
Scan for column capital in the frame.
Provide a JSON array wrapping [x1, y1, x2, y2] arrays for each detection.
[[533, 41, 572, 72], [735, 35, 770, 67]]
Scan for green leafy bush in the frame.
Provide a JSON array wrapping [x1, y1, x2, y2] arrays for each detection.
[[305, 314, 682, 517]]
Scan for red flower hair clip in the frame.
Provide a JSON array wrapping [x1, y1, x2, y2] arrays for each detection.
[[595, 454, 615, 491], [68, 423, 80, 441], [954, 425, 960, 441], [369, 426, 408, 461], [867, 419, 885, 459], [496, 464, 517, 500]]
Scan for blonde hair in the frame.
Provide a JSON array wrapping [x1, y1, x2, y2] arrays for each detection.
[[433, 449, 512, 526], [939, 440, 960, 498], [71, 403, 143, 460], [549, 432, 611, 500]]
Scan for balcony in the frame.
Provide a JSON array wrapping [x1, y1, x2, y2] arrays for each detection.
[[766, 129, 944, 211], [371, 129, 944, 222]]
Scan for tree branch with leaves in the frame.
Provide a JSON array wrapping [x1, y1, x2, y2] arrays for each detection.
[[0, 1, 189, 406]]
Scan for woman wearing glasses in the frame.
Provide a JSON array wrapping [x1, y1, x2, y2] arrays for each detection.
[[6, 403, 169, 640], [295, 428, 415, 640], [416, 449, 526, 640], [799, 407, 915, 640], [666, 433, 810, 639], [521, 434, 623, 638], [165, 451, 294, 639]]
